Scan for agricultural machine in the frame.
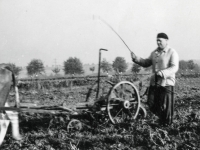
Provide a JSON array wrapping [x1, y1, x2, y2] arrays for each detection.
[[66, 48, 147, 131], [0, 49, 147, 137]]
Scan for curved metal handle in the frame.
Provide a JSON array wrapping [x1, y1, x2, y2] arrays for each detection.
[[100, 48, 108, 51]]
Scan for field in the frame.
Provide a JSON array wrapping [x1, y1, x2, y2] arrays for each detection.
[[1, 76, 200, 150]]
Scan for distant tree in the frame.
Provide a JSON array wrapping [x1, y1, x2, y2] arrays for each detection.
[[112, 57, 128, 73], [179, 60, 188, 71], [89, 66, 95, 73], [131, 63, 141, 74], [194, 64, 200, 72], [52, 67, 60, 75], [101, 59, 112, 73], [63, 57, 84, 75], [26, 59, 45, 76], [187, 60, 195, 70], [7, 63, 22, 76]]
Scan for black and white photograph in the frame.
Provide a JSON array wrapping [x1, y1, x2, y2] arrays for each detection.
[[0, 0, 200, 149]]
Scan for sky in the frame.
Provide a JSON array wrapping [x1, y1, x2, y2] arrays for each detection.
[[0, 0, 200, 67]]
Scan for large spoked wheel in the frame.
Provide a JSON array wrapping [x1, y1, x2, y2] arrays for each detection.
[[107, 81, 140, 124]]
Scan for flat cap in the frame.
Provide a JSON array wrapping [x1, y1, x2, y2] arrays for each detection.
[[157, 33, 168, 39]]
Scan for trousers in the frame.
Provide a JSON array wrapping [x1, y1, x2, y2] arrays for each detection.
[[147, 85, 175, 125]]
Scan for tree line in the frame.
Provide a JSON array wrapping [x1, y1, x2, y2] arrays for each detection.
[[6, 58, 200, 78], [179, 60, 200, 72]]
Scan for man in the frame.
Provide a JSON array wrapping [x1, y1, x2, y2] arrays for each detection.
[[131, 33, 179, 126]]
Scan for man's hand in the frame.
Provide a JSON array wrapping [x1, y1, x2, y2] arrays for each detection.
[[131, 52, 137, 62], [156, 71, 163, 77]]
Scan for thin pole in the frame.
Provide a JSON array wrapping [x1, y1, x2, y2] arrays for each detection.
[[96, 48, 108, 99], [96, 50, 101, 99]]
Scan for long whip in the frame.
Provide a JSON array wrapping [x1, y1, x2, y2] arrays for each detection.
[[97, 16, 133, 53]]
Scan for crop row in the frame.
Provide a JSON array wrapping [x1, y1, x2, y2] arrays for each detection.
[[17, 75, 141, 90], [17, 78, 97, 90]]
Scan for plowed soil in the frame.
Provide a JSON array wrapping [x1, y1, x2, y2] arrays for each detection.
[[1, 77, 200, 150]]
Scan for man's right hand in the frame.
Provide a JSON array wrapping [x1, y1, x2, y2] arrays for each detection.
[[131, 52, 137, 62]]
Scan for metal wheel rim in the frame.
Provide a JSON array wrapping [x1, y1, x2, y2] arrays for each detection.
[[107, 81, 140, 124], [67, 119, 82, 132]]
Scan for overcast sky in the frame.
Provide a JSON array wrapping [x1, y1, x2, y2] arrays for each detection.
[[0, 0, 200, 67]]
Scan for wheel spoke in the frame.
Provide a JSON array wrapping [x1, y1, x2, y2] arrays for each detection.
[[112, 108, 123, 123], [110, 97, 124, 102], [114, 89, 120, 98], [120, 84, 126, 99], [129, 98, 136, 101], [113, 108, 123, 118]]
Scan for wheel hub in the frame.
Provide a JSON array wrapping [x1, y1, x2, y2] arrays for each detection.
[[123, 100, 130, 109]]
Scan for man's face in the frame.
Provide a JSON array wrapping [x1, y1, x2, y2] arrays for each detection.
[[157, 38, 168, 49]]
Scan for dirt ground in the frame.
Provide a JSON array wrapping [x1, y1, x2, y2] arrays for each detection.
[[1, 77, 200, 150]]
